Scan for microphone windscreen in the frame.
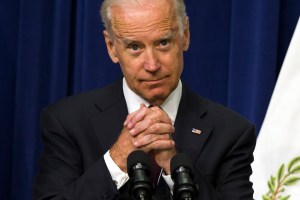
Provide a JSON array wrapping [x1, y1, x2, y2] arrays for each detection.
[[170, 153, 193, 173], [127, 150, 151, 171]]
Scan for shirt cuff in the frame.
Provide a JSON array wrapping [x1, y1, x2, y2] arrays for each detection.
[[162, 173, 174, 194], [104, 150, 129, 189]]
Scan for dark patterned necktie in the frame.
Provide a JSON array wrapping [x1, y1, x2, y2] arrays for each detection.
[[148, 150, 161, 187]]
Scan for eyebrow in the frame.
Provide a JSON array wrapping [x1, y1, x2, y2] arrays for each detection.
[[160, 31, 178, 40], [119, 37, 136, 46], [117, 29, 179, 46], [160, 27, 180, 39]]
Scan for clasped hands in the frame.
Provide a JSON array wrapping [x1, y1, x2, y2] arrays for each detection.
[[110, 103, 176, 174]]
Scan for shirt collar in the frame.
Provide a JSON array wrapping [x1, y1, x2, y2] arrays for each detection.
[[122, 78, 182, 124]]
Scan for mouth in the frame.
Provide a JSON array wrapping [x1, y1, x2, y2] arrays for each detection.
[[143, 77, 166, 84], [147, 78, 163, 82], [143, 77, 166, 83]]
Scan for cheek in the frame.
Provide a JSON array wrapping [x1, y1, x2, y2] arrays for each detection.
[[119, 57, 143, 81], [164, 51, 184, 73]]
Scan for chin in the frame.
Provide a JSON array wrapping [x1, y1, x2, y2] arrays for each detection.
[[145, 90, 171, 104]]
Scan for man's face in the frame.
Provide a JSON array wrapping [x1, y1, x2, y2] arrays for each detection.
[[104, 0, 190, 105]]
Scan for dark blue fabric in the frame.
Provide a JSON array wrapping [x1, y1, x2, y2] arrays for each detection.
[[0, 0, 299, 199]]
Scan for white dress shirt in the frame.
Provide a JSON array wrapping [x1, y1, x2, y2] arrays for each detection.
[[104, 78, 182, 190]]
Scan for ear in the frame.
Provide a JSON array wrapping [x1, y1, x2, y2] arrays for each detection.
[[183, 17, 190, 51], [103, 30, 119, 63]]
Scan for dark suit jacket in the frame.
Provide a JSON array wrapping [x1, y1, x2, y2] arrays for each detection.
[[33, 79, 256, 200]]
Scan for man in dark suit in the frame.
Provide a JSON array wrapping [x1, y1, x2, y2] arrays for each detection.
[[33, 0, 256, 199]]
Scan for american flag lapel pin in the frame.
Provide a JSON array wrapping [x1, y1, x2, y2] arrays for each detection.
[[192, 128, 202, 135]]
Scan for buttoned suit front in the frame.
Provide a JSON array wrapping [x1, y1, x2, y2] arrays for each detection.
[[33, 79, 256, 200]]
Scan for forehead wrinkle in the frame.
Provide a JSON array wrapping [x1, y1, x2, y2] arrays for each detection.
[[110, 0, 178, 38], [112, 17, 177, 39]]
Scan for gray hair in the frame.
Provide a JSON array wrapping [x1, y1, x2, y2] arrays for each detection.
[[100, 0, 187, 38]]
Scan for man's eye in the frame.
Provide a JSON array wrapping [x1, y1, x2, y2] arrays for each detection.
[[128, 44, 140, 51], [160, 39, 170, 46], [157, 39, 171, 50]]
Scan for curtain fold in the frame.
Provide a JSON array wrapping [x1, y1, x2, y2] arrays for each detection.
[[9, 1, 69, 199], [227, 0, 281, 129], [1, 0, 299, 199]]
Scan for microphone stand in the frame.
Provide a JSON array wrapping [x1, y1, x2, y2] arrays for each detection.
[[127, 151, 153, 200], [171, 154, 199, 200]]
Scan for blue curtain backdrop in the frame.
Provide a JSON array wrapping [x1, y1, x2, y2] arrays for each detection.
[[0, 0, 299, 199]]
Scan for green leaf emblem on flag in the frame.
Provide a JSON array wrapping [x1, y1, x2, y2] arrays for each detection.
[[262, 156, 300, 200]]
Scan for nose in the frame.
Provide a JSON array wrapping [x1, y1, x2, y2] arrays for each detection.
[[143, 48, 160, 72]]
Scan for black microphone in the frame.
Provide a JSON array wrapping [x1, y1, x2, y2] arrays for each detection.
[[171, 153, 199, 200], [127, 150, 153, 200]]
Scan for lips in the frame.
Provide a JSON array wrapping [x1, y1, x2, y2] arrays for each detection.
[[143, 76, 167, 82], [147, 78, 163, 82], [143, 78, 166, 85]]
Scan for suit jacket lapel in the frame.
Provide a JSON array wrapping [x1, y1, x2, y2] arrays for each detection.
[[89, 80, 129, 153], [173, 84, 213, 162]]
